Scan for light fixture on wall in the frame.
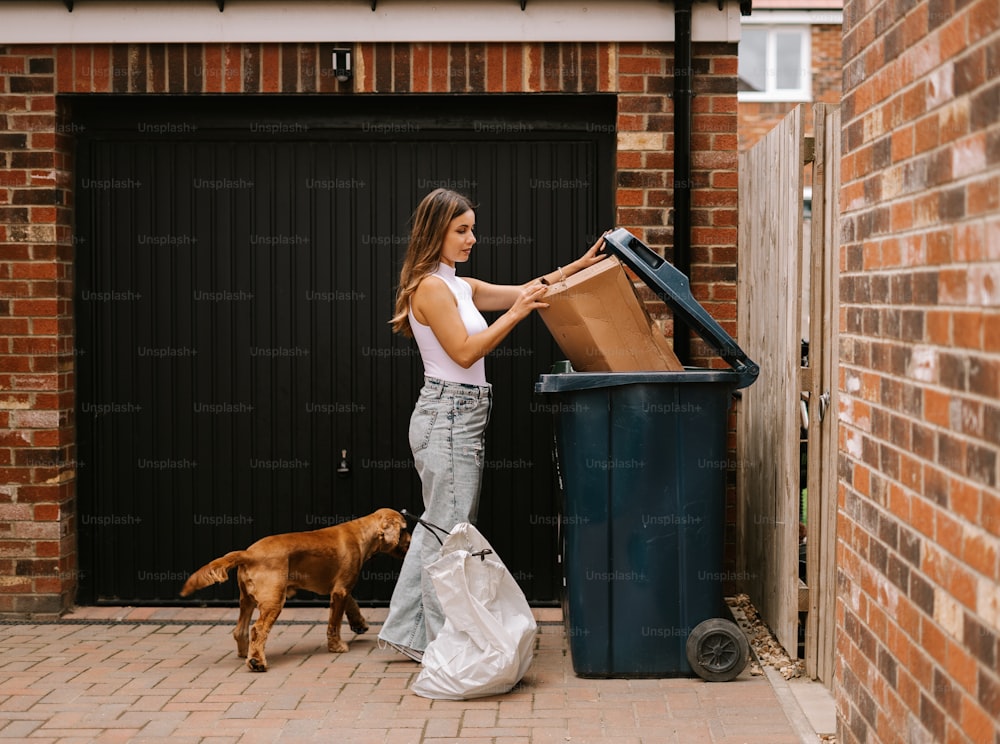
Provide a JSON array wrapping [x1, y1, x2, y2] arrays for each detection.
[[333, 49, 353, 83]]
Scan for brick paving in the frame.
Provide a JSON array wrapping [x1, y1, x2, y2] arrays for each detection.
[[0, 606, 809, 743]]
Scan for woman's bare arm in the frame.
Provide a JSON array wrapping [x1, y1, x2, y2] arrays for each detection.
[[411, 278, 550, 369], [466, 233, 609, 312]]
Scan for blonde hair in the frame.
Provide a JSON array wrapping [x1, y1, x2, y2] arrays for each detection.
[[391, 188, 476, 337]]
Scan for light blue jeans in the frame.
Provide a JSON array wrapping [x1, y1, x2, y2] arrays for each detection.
[[379, 377, 492, 652]]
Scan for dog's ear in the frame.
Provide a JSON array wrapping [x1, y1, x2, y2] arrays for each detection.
[[380, 513, 402, 547]]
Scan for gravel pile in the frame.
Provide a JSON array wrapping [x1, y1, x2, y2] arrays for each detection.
[[726, 593, 805, 680]]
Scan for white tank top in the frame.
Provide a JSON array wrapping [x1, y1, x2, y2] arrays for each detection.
[[409, 263, 489, 385]]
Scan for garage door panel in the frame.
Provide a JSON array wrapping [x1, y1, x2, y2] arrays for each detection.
[[75, 96, 614, 605]]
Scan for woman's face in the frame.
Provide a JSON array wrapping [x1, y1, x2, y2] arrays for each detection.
[[438, 209, 476, 267]]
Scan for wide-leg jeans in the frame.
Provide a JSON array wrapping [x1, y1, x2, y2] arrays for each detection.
[[378, 377, 492, 652]]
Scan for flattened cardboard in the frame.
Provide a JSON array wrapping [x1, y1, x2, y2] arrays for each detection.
[[538, 257, 684, 372]]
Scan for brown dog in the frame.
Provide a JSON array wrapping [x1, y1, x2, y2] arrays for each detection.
[[180, 508, 410, 672]]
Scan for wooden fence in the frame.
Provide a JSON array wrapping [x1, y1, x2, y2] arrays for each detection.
[[737, 104, 840, 684]]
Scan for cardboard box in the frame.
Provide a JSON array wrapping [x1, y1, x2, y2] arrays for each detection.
[[538, 256, 684, 372]]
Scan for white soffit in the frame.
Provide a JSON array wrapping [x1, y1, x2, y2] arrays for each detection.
[[742, 9, 844, 23], [0, 0, 743, 44]]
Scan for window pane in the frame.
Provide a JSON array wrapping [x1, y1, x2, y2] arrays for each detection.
[[739, 29, 767, 92], [774, 32, 803, 90]]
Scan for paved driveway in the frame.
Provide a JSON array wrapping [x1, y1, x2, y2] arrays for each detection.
[[0, 607, 809, 743]]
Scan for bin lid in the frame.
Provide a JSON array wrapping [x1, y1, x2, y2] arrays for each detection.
[[601, 228, 759, 389]]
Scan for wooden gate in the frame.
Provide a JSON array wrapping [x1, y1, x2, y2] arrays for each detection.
[[803, 104, 840, 683], [737, 104, 840, 683]]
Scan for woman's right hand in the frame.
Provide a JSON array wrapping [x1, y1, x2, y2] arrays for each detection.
[[506, 282, 550, 322]]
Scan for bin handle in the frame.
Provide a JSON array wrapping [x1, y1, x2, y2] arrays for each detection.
[[621, 233, 666, 271]]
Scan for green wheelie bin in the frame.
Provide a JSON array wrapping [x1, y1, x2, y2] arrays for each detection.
[[535, 228, 759, 680]]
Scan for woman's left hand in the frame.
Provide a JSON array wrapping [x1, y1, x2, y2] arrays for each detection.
[[574, 231, 611, 271]]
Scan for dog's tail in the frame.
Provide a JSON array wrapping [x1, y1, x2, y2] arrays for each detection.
[[179, 551, 248, 596]]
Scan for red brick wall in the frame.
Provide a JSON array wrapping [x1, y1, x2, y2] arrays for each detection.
[[0, 41, 739, 616], [354, 41, 615, 93], [836, 0, 1000, 738], [738, 23, 843, 152], [0, 46, 75, 616]]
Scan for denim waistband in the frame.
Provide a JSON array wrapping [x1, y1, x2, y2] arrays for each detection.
[[423, 377, 492, 399]]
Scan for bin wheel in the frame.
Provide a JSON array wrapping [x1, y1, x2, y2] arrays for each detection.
[[686, 618, 749, 682]]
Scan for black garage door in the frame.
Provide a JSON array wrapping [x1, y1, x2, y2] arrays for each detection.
[[72, 94, 615, 605]]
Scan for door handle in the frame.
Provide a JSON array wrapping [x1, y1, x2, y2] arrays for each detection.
[[337, 449, 351, 478]]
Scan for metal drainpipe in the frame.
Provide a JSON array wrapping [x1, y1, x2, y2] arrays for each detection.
[[672, 0, 694, 365]]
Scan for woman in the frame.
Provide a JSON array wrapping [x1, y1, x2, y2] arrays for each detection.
[[378, 188, 606, 661]]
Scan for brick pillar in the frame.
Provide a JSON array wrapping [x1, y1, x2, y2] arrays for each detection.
[[0, 44, 76, 617]]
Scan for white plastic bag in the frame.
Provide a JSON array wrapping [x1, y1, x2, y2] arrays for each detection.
[[411, 522, 537, 700]]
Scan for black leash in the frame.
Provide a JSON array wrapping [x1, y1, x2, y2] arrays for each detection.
[[399, 509, 494, 560], [400, 509, 449, 546]]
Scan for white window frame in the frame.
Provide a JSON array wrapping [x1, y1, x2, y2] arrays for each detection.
[[739, 12, 817, 103]]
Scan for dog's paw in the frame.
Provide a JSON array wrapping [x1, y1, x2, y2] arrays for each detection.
[[247, 657, 268, 672], [327, 640, 349, 653], [350, 619, 369, 635]]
